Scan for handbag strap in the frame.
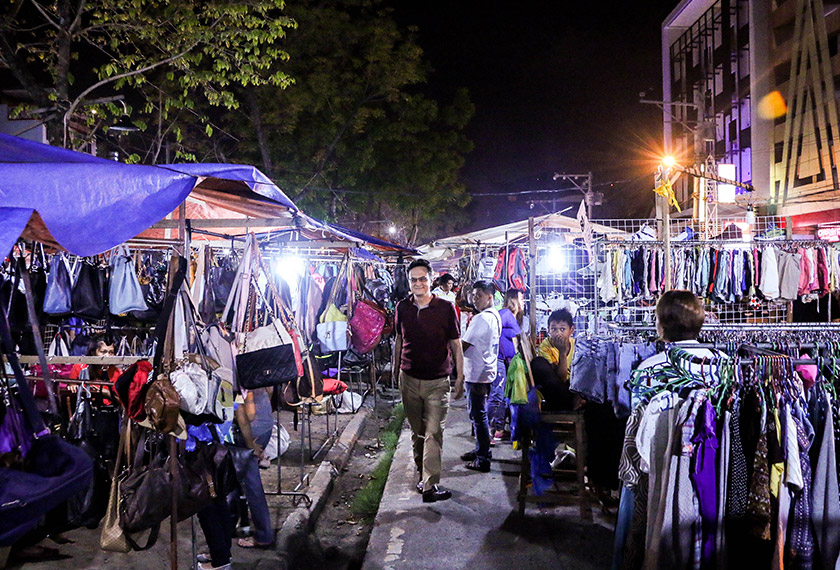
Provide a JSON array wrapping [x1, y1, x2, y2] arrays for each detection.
[[0, 301, 49, 436], [153, 254, 188, 374]]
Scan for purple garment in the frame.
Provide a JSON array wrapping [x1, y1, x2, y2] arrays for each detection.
[[497, 308, 521, 360], [691, 399, 719, 570]]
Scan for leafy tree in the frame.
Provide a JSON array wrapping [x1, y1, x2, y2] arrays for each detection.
[[0, 0, 295, 151], [224, 0, 474, 244]]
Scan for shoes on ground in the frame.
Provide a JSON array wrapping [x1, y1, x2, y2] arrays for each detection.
[[461, 450, 492, 462], [196, 553, 212, 564], [237, 537, 273, 549], [465, 459, 491, 473], [492, 430, 510, 443], [198, 562, 232, 570], [422, 485, 452, 503]]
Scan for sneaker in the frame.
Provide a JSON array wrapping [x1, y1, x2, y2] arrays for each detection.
[[755, 223, 785, 240], [673, 226, 696, 241], [492, 429, 510, 443], [196, 553, 212, 564], [198, 562, 232, 570], [551, 449, 576, 470], [630, 223, 657, 241], [460, 450, 477, 462]]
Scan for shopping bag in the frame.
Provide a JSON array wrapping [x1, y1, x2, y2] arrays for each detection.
[[317, 320, 349, 352], [72, 258, 106, 320], [349, 299, 386, 354], [109, 245, 149, 315], [43, 253, 73, 315]]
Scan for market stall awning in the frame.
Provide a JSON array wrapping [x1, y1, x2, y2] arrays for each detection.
[[418, 211, 627, 260], [0, 133, 298, 257]]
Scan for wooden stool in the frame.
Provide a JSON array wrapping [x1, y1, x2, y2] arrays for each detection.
[[517, 411, 592, 520]]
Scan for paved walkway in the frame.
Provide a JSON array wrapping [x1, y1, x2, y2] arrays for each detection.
[[363, 398, 616, 570]]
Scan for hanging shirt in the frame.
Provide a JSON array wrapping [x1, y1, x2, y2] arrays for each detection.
[[759, 246, 780, 300]]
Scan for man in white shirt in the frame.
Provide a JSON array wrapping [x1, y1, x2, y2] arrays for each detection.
[[460, 280, 501, 472]]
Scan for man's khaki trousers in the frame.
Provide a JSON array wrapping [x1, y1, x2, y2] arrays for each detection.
[[399, 371, 450, 491]]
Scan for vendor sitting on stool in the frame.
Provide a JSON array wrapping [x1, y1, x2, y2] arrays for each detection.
[[530, 309, 576, 410]]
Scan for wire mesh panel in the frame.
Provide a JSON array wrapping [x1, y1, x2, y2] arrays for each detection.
[[588, 216, 840, 326], [533, 227, 598, 336]]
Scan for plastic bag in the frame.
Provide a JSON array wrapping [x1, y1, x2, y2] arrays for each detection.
[[504, 354, 529, 405], [264, 421, 290, 460]]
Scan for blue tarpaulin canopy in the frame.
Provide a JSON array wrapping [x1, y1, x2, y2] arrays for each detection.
[[0, 133, 298, 257]]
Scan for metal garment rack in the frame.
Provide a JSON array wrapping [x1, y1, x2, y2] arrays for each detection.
[[264, 408, 312, 507]]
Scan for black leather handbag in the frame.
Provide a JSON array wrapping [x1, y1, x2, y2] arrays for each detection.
[[72, 259, 106, 320], [236, 344, 299, 389], [118, 436, 173, 533]]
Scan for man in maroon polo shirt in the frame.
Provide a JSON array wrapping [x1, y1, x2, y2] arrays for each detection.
[[393, 258, 464, 503]]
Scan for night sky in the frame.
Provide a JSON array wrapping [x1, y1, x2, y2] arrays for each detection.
[[394, 1, 681, 230]]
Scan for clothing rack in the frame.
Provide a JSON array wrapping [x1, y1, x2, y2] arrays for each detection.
[[14, 355, 143, 365]]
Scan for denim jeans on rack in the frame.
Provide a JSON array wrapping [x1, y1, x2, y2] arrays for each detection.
[[570, 337, 613, 404]]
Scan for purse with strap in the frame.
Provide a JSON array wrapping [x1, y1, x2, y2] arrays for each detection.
[[109, 245, 149, 315], [226, 236, 304, 388], [349, 298, 387, 354], [72, 257, 106, 320], [0, 305, 94, 547], [43, 252, 73, 316], [100, 421, 159, 552]]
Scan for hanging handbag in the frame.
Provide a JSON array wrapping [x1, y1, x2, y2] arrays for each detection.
[[109, 245, 149, 315], [72, 257, 106, 320], [349, 299, 387, 354], [43, 252, 73, 315], [316, 320, 349, 352], [0, 304, 94, 547], [317, 259, 350, 351], [131, 252, 167, 321], [295, 352, 324, 403], [118, 432, 173, 533], [144, 373, 182, 433], [236, 343, 299, 390], [64, 386, 110, 531], [100, 421, 158, 552]]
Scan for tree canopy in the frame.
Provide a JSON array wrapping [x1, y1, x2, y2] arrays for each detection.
[[0, 0, 295, 152], [212, 0, 475, 244], [1, 0, 474, 243]]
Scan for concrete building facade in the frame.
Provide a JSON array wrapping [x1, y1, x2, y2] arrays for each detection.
[[663, 0, 840, 229]]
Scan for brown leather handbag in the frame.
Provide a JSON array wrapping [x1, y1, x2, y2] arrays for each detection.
[[144, 374, 181, 433]]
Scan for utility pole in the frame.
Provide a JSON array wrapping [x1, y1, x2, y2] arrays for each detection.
[[552, 172, 599, 220]]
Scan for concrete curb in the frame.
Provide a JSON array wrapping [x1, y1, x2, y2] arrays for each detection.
[[274, 405, 372, 568]]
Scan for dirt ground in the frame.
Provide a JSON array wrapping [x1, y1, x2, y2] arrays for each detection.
[[290, 386, 402, 570]]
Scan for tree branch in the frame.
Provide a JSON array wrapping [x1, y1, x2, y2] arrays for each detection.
[[27, 0, 61, 31], [63, 45, 196, 146]]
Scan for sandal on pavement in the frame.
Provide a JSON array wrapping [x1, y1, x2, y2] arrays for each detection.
[[237, 537, 274, 549]]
